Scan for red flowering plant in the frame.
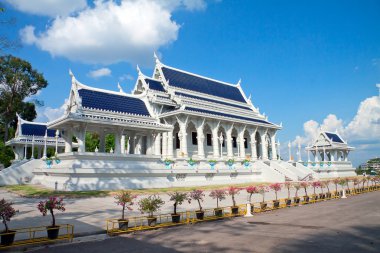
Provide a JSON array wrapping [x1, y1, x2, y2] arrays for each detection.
[[284, 182, 292, 199], [227, 187, 241, 207], [37, 197, 65, 228], [311, 181, 321, 195], [0, 199, 18, 233], [209, 189, 226, 208], [269, 183, 282, 201], [246, 186, 259, 203], [258, 185, 269, 202], [114, 191, 137, 221], [189, 189, 205, 211], [333, 178, 340, 193], [300, 182, 309, 196]]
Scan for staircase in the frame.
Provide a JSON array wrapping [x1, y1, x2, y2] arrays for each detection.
[[0, 159, 42, 186], [268, 161, 298, 181]]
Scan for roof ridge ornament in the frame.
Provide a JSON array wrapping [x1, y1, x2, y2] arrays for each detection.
[[153, 51, 160, 64], [117, 82, 124, 93], [237, 78, 241, 87], [136, 65, 142, 76]]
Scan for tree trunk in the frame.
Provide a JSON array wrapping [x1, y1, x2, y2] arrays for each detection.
[[2, 216, 8, 232], [197, 199, 202, 211], [50, 209, 55, 227], [122, 205, 125, 220], [174, 202, 177, 215]]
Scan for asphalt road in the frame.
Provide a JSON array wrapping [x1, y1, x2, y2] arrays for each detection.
[[28, 191, 380, 253]]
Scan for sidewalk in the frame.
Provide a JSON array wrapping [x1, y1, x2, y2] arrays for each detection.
[[0, 182, 357, 236]]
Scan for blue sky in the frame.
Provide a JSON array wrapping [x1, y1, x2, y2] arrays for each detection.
[[1, 0, 380, 166]]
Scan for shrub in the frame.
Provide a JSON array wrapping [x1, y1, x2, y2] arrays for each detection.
[[311, 181, 321, 195], [138, 195, 165, 218], [189, 189, 205, 211], [246, 186, 259, 202], [227, 187, 241, 207], [114, 191, 137, 220], [269, 183, 282, 201], [168, 192, 189, 215], [37, 197, 65, 227], [0, 199, 18, 233], [209, 189, 226, 208]]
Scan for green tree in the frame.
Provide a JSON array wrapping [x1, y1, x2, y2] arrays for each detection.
[[0, 55, 48, 141]]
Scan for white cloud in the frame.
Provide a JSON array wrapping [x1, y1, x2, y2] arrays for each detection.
[[88, 68, 112, 79], [36, 99, 68, 122], [5, 0, 87, 17], [293, 87, 380, 165], [19, 0, 183, 65]]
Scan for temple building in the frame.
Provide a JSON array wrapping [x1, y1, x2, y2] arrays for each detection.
[[1, 56, 356, 190], [305, 131, 356, 178]]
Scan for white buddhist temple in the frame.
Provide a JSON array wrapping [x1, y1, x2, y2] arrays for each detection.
[[305, 131, 356, 178], [0, 56, 356, 190]]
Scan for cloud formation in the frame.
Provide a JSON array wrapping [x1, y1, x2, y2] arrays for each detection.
[[36, 99, 68, 123], [18, 0, 210, 66], [5, 0, 87, 17], [88, 68, 112, 79]]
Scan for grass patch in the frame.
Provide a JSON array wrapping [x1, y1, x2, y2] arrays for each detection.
[[1, 182, 267, 198]]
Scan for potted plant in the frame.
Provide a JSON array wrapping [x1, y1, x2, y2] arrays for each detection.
[[242, 159, 250, 168], [311, 181, 321, 201], [353, 178, 359, 194], [361, 177, 367, 192], [284, 182, 292, 206], [138, 195, 165, 227], [37, 197, 65, 239], [209, 189, 226, 217], [168, 191, 188, 223], [333, 178, 340, 196], [164, 158, 174, 169], [269, 183, 282, 208], [258, 185, 269, 210], [338, 178, 347, 196], [345, 178, 351, 194], [54, 154, 61, 164], [208, 160, 217, 170], [0, 199, 18, 246], [226, 159, 235, 169], [300, 182, 309, 203], [324, 180, 331, 198], [114, 191, 136, 230], [189, 189, 205, 220], [187, 158, 197, 168], [227, 186, 241, 215], [246, 185, 259, 212], [293, 183, 301, 204], [45, 157, 53, 168]]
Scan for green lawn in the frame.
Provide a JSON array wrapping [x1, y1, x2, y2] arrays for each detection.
[[1, 182, 266, 198]]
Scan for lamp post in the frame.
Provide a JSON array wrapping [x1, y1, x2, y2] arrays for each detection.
[[31, 135, 35, 160], [55, 130, 59, 155], [42, 130, 47, 159], [297, 141, 302, 162]]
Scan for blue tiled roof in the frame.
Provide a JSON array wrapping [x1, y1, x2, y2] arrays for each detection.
[[145, 78, 165, 92], [78, 89, 151, 116], [21, 123, 56, 137], [161, 67, 246, 103], [175, 92, 252, 111], [185, 107, 272, 125], [325, 132, 344, 143]]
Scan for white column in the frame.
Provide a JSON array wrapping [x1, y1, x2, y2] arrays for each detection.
[[162, 132, 168, 157], [238, 127, 246, 159], [226, 126, 233, 159], [121, 135, 126, 154], [55, 130, 59, 155], [179, 123, 188, 157], [261, 133, 268, 160], [196, 124, 205, 159], [288, 141, 292, 162], [277, 140, 281, 160], [31, 135, 35, 159], [129, 133, 135, 154], [297, 142, 302, 162], [212, 125, 219, 159], [23, 143, 27, 160], [76, 129, 86, 153], [43, 130, 47, 159], [154, 133, 161, 156], [249, 130, 257, 160], [315, 146, 319, 162], [167, 130, 174, 158], [64, 130, 73, 153], [114, 130, 122, 154], [271, 134, 277, 160], [219, 132, 224, 159]]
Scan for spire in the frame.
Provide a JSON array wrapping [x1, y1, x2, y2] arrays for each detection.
[[117, 82, 124, 93], [136, 65, 142, 75], [237, 78, 241, 87], [153, 51, 160, 64]]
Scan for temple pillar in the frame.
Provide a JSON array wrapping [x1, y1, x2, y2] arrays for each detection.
[[261, 132, 268, 160], [238, 127, 246, 159], [75, 128, 86, 153], [195, 120, 205, 159], [179, 123, 188, 157], [121, 135, 126, 154], [154, 133, 161, 156], [63, 130, 73, 153], [129, 133, 136, 154], [211, 124, 219, 159], [167, 130, 174, 158], [271, 133, 277, 160], [162, 132, 168, 157]]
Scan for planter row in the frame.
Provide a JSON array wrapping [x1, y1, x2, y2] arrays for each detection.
[[0, 224, 74, 249], [107, 186, 379, 235]]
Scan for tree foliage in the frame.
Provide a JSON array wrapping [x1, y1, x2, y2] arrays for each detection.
[[0, 55, 48, 141]]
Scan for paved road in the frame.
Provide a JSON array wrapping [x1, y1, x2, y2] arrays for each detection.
[[28, 191, 379, 253]]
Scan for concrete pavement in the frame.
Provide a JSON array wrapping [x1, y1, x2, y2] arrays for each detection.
[[26, 190, 380, 253]]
